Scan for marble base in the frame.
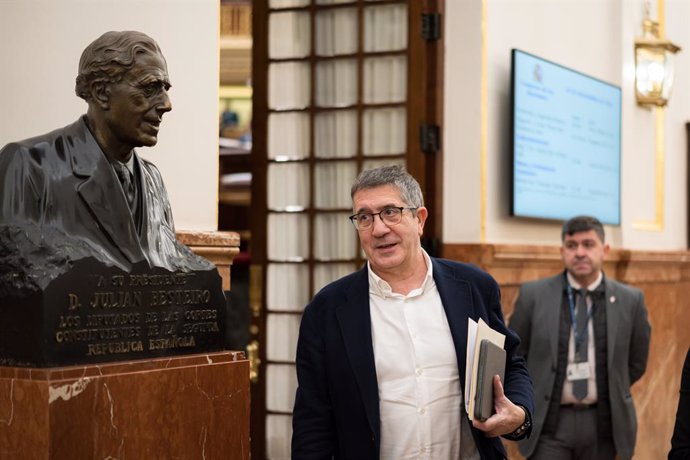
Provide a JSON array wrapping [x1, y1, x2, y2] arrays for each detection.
[[0, 351, 249, 459], [177, 231, 240, 291]]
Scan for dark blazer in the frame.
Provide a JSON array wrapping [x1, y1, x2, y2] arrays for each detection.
[[0, 117, 210, 275], [510, 273, 651, 460], [669, 347, 690, 459], [292, 258, 534, 460]]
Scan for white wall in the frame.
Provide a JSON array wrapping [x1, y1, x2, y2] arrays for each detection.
[[0, 0, 219, 231], [444, 0, 690, 250]]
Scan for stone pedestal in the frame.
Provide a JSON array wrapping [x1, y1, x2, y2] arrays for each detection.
[[177, 231, 240, 291], [0, 351, 249, 459]]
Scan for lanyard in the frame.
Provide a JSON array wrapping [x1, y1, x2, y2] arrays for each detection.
[[566, 284, 594, 353]]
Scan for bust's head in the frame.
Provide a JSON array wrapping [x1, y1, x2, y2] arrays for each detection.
[[76, 31, 172, 160]]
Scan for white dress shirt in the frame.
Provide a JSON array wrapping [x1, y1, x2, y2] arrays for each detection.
[[368, 251, 479, 459], [561, 271, 601, 405]]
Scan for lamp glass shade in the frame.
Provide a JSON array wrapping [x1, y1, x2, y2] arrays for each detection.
[[635, 45, 678, 106]]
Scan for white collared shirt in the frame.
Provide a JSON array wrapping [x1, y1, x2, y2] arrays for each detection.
[[561, 271, 602, 405], [368, 251, 479, 459]]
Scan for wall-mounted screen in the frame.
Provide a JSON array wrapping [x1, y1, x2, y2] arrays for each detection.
[[511, 49, 621, 225]]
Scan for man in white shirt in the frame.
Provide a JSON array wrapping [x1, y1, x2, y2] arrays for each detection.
[[510, 216, 651, 460], [292, 165, 534, 459]]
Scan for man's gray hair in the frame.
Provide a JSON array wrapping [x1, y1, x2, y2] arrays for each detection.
[[351, 165, 424, 208], [561, 215, 605, 243], [75, 31, 163, 101]]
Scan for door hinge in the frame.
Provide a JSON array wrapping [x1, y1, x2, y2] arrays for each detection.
[[420, 124, 440, 154], [246, 340, 261, 384], [422, 13, 441, 41]]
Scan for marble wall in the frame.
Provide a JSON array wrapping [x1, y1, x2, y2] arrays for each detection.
[[443, 243, 690, 459]]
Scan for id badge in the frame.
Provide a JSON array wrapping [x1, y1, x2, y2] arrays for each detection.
[[566, 362, 591, 381]]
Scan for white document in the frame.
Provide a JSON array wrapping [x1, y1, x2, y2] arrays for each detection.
[[465, 318, 506, 420]]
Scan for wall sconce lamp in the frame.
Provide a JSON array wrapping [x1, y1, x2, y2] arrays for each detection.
[[634, 4, 681, 107]]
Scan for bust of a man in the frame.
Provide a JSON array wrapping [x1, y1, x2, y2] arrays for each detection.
[[0, 31, 210, 292], [0, 32, 226, 367]]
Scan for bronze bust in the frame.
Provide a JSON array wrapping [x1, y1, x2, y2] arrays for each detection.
[[0, 31, 225, 367], [0, 31, 211, 290]]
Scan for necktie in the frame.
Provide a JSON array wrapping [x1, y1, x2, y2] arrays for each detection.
[[113, 162, 135, 209], [573, 288, 589, 400]]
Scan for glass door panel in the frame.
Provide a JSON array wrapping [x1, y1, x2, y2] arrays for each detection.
[[269, 11, 311, 59], [266, 263, 310, 311], [363, 55, 407, 103], [363, 4, 408, 52], [315, 8, 358, 56], [269, 0, 309, 7], [267, 214, 309, 261], [267, 162, 310, 211], [266, 314, 302, 361], [362, 108, 407, 156], [313, 110, 358, 158], [266, 414, 292, 459], [315, 59, 358, 107], [313, 263, 359, 294], [268, 112, 311, 160], [268, 62, 311, 110], [314, 213, 359, 260], [313, 161, 358, 209]]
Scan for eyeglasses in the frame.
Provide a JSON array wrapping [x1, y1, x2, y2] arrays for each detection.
[[349, 206, 417, 230]]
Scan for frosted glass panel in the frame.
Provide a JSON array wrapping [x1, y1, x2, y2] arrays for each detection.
[[315, 8, 357, 56], [268, 163, 310, 211], [314, 110, 357, 159], [268, 214, 309, 261], [266, 364, 298, 412], [267, 314, 302, 361], [314, 161, 357, 209], [315, 59, 357, 107], [269, 62, 310, 110], [362, 108, 406, 156], [314, 263, 358, 295], [270, 0, 308, 8], [269, 113, 310, 160], [266, 414, 292, 460], [363, 56, 407, 103], [314, 213, 358, 260], [269, 11, 311, 59], [267, 263, 310, 311], [364, 4, 408, 52]]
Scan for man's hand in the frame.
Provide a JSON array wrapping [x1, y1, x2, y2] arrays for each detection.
[[472, 375, 525, 437]]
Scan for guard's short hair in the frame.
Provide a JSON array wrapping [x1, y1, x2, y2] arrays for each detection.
[[561, 215, 605, 243], [350, 165, 424, 208], [75, 31, 164, 101]]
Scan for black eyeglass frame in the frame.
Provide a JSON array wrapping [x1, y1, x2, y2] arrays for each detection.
[[348, 206, 418, 230]]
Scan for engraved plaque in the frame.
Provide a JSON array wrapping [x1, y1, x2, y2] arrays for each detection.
[[0, 259, 226, 367]]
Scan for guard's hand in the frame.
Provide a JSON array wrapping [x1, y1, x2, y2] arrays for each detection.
[[471, 375, 525, 437]]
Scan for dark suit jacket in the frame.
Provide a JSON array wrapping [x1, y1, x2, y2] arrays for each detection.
[[669, 347, 690, 459], [0, 117, 210, 281], [510, 273, 651, 460], [292, 258, 534, 460]]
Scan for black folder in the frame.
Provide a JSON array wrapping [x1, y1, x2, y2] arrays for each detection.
[[474, 339, 506, 421]]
